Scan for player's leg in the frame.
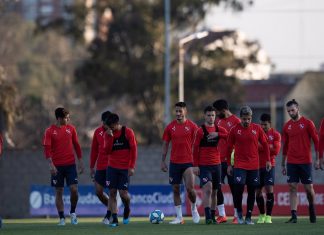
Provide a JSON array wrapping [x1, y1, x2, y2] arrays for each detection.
[[215, 162, 227, 223], [183, 165, 200, 223], [117, 169, 131, 224], [94, 169, 110, 223], [286, 163, 299, 223], [232, 168, 246, 224], [199, 166, 213, 224], [66, 164, 79, 225], [106, 167, 119, 227], [51, 166, 65, 225], [94, 170, 109, 205], [245, 169, 259, 225], [300, 164, 316, 223], [256, 168, 265, 223], [227, 171, 238, 223], [264, 167, 275, 223], [168, 163, 184, 224]]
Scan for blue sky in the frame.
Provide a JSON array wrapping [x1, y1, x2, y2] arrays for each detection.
[[204, 0, 324, 73]]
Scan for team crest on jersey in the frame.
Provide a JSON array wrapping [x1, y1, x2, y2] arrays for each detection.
[[106, 181, 110, 186], [299, 123, 305, 129], [252, 130, 257, 135], [66, 128, 71, 134], [268, 135, 274, 141], [185, 126, 190, 131], [288, 125, 292, 130], [53, 130, 57, 135], [236, 176, 241, 182], [237, 130, 242, 135], [169, 177, 173, 182], [227, 122, 233, 127], [52, 180, 57, 185], [202, 177, 208, 182], [99, 131, 104, 136], [172, 126, 176, 131]]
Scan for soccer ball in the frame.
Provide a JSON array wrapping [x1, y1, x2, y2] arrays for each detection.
[[149, 209, 164, 224]]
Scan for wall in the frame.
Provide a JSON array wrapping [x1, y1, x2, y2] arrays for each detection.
[[0, 147, 323, 218]]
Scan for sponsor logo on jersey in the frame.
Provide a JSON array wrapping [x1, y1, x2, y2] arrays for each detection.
[[53, 130, 57, 135], [185, 126, 190, 132], [237, 130, 242, 135], [202, 177, 208, 182]]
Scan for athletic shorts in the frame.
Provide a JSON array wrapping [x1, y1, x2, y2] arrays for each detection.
[[51, 164, 78, 187], [106, 166, 129, 190], [287, 163, 312, 184], [233, 168, 259, 186], [95, 169, 107, 188], [199, 164, 221, 190], [169, 162, 193, 185], [258, 167, 275, 187], [221, 161, 234, 185]]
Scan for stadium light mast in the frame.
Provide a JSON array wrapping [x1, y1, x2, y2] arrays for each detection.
[[178, 31, 209, 102], [164, 0, 171, 124]]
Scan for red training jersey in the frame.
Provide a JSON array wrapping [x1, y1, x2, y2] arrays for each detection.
[[226, 123, 270, 170], [193, 125, 228, 166], [319, 118, 324, 159], [215, 115, 241, 162], [162, 119, 198, 164], [104, 126, 137, 169], [43, 124, 82, 166], [259, 128, 281, 168], [282, 116, 319, 164], [90, 126, 109, 170]]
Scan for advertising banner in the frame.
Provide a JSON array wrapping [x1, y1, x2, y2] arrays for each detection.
[[29, 185, 185, 216], [186, 185, 324, 216]]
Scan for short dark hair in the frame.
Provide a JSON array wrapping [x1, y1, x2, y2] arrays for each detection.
[[204, 105, 215, 113], [260, 113, 271, 122], [101, 110, 111, 122], [105, 113, 119, 126], [55, 107, 69, 119], [212, 99, 228, 111], [286, 99, 299, 107], [240, 105, 252, 117], [175, 102, 186, 108]]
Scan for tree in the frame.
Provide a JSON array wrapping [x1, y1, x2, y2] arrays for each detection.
[[35, 0, 254, 144]]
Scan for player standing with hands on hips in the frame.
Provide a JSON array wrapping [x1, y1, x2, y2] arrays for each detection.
[[161, 102, 200, 224], [43, 107, 84, 226]]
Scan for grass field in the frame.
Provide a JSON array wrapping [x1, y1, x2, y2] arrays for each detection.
[[1, 217, 324, 235]]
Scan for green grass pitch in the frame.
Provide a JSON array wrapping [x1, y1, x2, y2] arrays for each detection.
[[1, 217, 324, 235]]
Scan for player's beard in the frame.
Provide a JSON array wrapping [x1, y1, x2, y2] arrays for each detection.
[[290, 113, 298, 120]]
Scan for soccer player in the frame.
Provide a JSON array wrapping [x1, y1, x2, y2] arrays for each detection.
[[281, 99, 320, 223], [161, 102, 200, 224], [256, 113, 281, 224], [43, 107, 84, 226], [103, 113, 137, 227], [318, 118, 324, 169], [192, 106, 228, 224], [90, 110, 111, 224], [212, 99, 241, 224], [226, 106, 271, 225]]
